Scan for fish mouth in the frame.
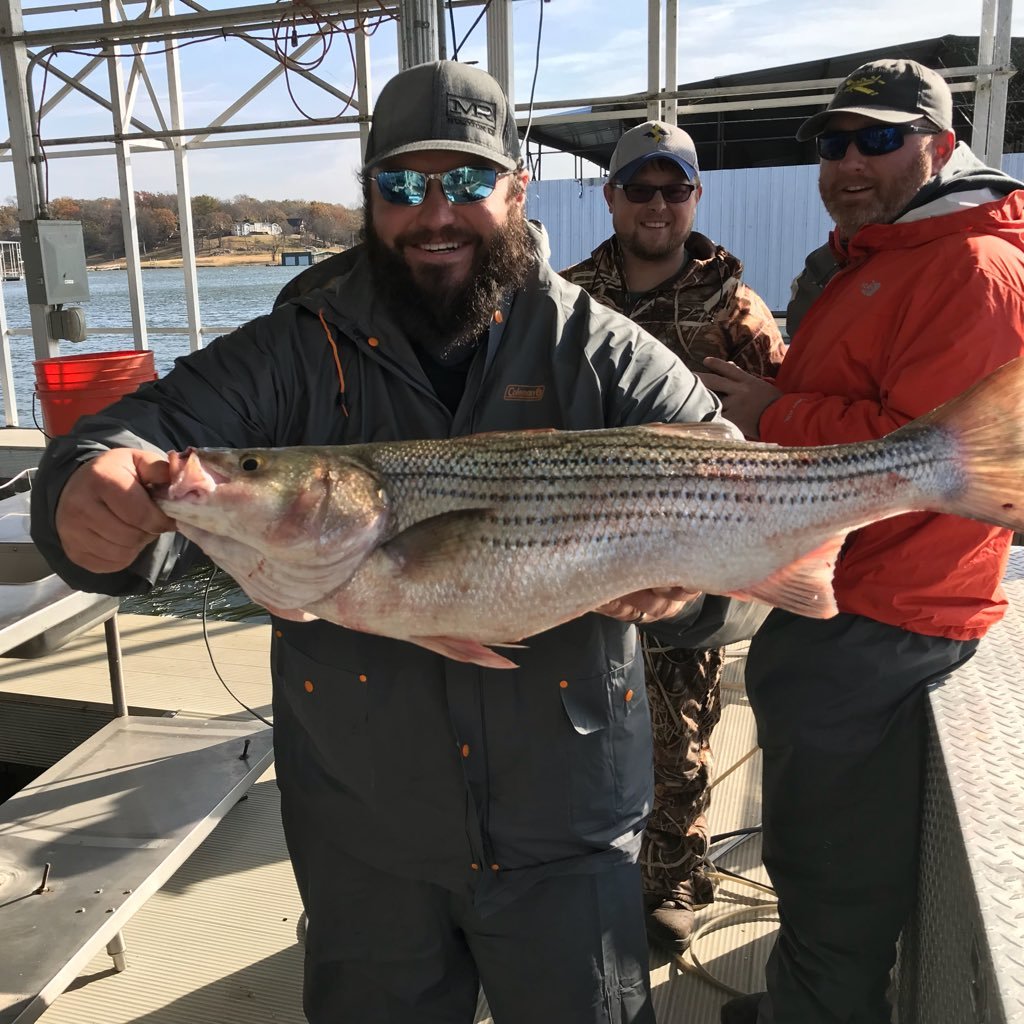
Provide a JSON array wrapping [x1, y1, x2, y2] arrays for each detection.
[[159, 448, 233, 504]]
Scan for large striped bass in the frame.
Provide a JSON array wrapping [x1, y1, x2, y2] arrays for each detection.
[[155, 357, 1024, 668]]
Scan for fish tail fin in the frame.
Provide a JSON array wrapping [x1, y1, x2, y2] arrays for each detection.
[[917, 356, 1024, 532]]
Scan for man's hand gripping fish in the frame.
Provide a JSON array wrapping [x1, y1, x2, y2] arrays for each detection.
[[155, 357, 1024, 669]]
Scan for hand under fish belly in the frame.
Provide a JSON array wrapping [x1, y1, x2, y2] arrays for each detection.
[[155, 358, 1024, 668]]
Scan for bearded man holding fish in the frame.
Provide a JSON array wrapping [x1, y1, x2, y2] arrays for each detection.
[[702, 61, 1024, 1024], [30, 61, 763, 1024]]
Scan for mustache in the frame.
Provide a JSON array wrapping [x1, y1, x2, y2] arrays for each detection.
[[394, 228, 476, 248]]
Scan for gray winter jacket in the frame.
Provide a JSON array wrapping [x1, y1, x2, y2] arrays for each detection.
[[31, 233, 729, 913]]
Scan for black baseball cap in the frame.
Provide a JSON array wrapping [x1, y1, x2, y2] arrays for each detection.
[[796, 59, 953, 141], [364, 61, 521, 171]]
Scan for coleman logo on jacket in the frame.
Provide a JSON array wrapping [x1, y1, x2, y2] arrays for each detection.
[[504, 384, 545, 401], [861, 280, 881, 297]]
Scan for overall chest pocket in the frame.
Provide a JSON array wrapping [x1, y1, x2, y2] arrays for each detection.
[[274, 640, 373, 794], [558, 654, 652, 835]]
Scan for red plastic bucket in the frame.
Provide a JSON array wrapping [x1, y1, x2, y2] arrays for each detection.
[[34, 370, 155, 392], [33, 350, 155, 389], [33, 350, 157, 436]]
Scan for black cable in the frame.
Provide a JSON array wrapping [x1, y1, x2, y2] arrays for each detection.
[[201, 564, 273, 728], [712, 863, 775, 891], [709, 825, 762, 844], [453, 0, 493, 61], [446, 0, 458, 62], [520, 0, 544, 151]]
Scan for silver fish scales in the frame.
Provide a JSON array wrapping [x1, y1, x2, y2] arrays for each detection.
[[157, 358, 1024, 668]]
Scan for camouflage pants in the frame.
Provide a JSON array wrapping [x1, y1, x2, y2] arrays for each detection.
[[639, 638, 723, 906]]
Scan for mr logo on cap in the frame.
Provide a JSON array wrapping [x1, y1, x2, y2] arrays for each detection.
[[364, 61, 521, 171], [608, 121, 700, 185], [796, 59, 953, 141]]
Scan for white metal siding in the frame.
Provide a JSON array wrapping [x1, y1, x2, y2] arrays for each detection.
[[528, 155, 1024, 314]]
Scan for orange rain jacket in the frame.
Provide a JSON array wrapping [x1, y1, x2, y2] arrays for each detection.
[[761, 189, 1024, 640]]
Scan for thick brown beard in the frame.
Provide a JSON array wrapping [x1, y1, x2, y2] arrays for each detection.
[[364, 204, 537, 362], [820, 147, 933, 240]]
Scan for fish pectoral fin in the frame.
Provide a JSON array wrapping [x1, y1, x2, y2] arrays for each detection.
[[637, 421, 772, 444], [410, 635, 520, 670], [728, 534, 845, 619], [264, 604, 320, 623], [384, 509, 495, 574]]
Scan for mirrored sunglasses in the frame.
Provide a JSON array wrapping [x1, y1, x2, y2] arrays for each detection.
[[612, 182, 696, 204], [816, 124, 940, 161], [373, 167, 513, 206]]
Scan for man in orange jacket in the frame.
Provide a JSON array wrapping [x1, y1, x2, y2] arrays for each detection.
[[703, 59, 1024, 1024]]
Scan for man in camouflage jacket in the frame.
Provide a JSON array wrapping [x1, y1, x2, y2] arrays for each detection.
[[562, 121, 786, 951]]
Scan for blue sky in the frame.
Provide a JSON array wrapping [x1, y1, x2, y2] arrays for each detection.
[[1, 0, 1017, 207]]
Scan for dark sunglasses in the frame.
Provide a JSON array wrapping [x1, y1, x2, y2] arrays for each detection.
[[373, 166, 512, 206], [611, 182, 696, 204], [816, 124, 940, 161]]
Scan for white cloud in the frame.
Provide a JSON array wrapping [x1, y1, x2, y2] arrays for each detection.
[[2, 0, 1020, 205]]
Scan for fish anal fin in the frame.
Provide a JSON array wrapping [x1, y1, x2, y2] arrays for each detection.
[[410, 635, 520, 669], [728, 534, 846, 619]]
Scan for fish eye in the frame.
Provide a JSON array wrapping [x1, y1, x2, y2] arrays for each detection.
[[239, 454, 263, 472]]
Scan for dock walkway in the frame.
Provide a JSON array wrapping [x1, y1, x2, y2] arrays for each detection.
[[0, 613, 771, 1024]]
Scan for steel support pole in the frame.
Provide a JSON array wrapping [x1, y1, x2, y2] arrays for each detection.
[[397, 0, 438, 70], [486, 0, 514, 110], [355, 22, 372, 161], [987, 0, 1014, 169], [646, 0, 661, 122], [972, 0, 1014, 168], [0, 0, 59, 363], [663, 0, 678, 125], [104, 0, 148, 350], [104, 611, 128, 717], [163, 0, 202, 352], [972, 0, 996, 160]]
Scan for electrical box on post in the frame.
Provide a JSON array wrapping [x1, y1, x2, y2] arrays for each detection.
[[19, 219, 90, 305]]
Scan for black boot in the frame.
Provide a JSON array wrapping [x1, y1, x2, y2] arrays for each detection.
[[719, 991, 765, 1024]]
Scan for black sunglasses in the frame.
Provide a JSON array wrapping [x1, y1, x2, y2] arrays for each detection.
[[611, 182, 696, 204], [816, 124, 940, 161], [373, 167, 512, 206]]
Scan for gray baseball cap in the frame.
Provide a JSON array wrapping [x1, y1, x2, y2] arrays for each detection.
[[796, 59, 953, 141], [608, 121, 700, 184], [364, 60, 521, 171]]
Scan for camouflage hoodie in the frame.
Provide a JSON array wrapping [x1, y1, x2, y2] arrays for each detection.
[[560, 231, 786, 379]]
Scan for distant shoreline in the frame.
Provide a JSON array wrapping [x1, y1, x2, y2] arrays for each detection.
[[87, 245, 346, 272], [89, 252, 280, 271]]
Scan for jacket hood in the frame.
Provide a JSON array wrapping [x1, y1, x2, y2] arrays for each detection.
[[901, 141, 1024, 216], [841, 187, 1024, 264]]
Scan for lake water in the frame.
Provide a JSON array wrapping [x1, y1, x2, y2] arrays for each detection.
[[2, 264, 306, 620], [1, 263, 307, 428]]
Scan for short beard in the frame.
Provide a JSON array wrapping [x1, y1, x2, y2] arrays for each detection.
[[820, 147, 933, 240], [619, 226, 690, 263], [365, 204, 536, 362]]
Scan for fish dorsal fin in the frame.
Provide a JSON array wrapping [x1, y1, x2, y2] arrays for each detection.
[[636, 421, 773, 445], [727, 533, 847, 619]]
